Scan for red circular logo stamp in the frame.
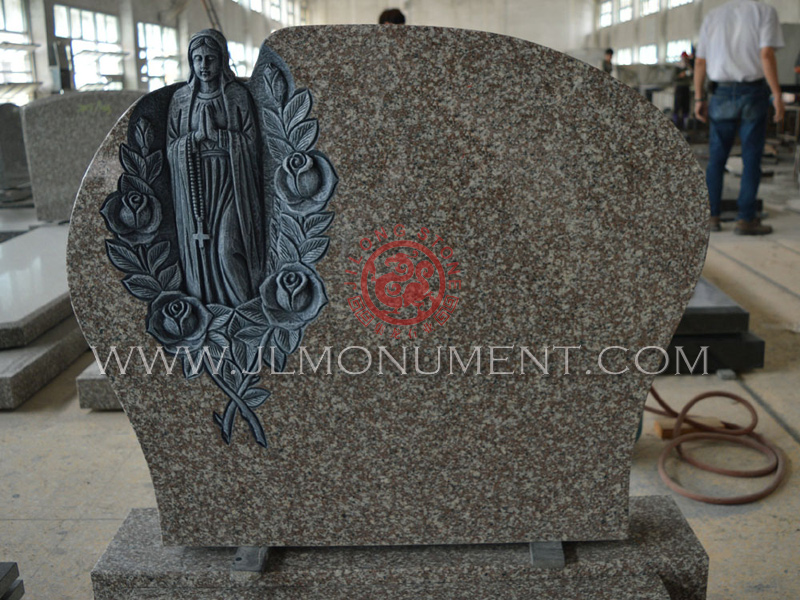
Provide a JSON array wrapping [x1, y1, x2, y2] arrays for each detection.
[[344, 225, 462, 339]]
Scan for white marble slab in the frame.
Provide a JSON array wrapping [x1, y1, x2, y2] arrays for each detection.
[[0, 225, 72, 348]]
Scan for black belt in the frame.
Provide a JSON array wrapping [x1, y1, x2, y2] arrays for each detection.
[[712, 78, 766, 86]]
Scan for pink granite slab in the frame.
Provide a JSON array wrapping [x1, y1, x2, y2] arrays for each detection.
[[67, 25, 708, 547]]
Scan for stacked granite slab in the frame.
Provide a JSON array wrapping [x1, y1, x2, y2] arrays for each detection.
[[77, 361, 118, 410], [21, 91, 142, 222], [669, 277, 764, 374], [69, 26, 711, 599], [0, 563, 24, 600], [0, 226, 87, 409]]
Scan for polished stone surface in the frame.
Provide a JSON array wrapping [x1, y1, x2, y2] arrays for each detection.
[[676, 278, 749, 336], [0, 226, 72, 349], [68, 26, 708, 547], [91, 496, 705, 600], [22, 91, 142, 222], [77, 362, 119, 411], [0, 317, 87, 409]]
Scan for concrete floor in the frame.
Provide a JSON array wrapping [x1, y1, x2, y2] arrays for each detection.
[[1, 144, 799, 599]]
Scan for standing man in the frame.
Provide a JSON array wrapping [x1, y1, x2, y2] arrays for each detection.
[[694, 0, 784, 235]]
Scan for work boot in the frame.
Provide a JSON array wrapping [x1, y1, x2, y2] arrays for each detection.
[[709, 216, 721, 232], [734, 218, 772, 236]]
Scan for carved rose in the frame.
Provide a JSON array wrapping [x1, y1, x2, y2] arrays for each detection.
[[146, 292, 212, 353], [259, 263, 328, 330], [275, 151, 338, 216], [100, 188, 162, 246]]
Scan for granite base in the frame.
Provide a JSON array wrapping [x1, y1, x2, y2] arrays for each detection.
[[92, 496, 707, 600], [77, 362, 120, 410]]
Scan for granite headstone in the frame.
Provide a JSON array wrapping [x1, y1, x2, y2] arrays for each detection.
[[69, 25, 709, 598], [0, 103, 30, 193], [22, 91, 142, 221]]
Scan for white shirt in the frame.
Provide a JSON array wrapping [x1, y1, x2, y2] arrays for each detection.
[[696, 0, 784, 82]]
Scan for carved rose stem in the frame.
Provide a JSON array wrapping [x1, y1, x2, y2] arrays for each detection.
[[207, 364, 268, 448]]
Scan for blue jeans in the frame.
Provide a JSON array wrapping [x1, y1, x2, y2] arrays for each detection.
[[705, 82, 770, 221]]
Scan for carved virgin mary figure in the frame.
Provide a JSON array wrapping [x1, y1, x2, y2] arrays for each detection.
[[167, 29, 265, 306]]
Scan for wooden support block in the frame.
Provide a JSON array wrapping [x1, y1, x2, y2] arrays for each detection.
[[653, 416, 724, 440]]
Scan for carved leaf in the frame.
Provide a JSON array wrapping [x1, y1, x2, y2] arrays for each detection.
[[266, 136, 294, 161], [278, 235, 300, 263], [145, 152, 163, 181], [270, 70, 288, 105], [232, 340, 250, 373], [157, 264, 181, 290], [134, 119, 153, 155], [236, 326, 267, 346], [208, 304, 234, 330], [119, 174, 155, 196], [281, 215, 305, 245], [120, 144, 147, 179], [289, 119, 318, 152], [243, 387, 270, 408], [264, 345, 287, 373], [209, 330, 228, 349], [303, 212, 335, 237], [299, 237, 330, 264], [122, 274, 161, 300], [274, 327, 301, 354], [237, 298, 268, 326], [283, 90, 311, 132], [147, 242, 170, 272], [262, 109, 286, 139], [106, 240, 144, 274]]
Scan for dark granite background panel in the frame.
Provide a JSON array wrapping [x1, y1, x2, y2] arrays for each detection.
[[68, 26, 708, 547]]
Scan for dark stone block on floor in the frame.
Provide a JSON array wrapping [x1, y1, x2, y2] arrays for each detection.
[[667, 331, 765, 374], [675, 278, 749, 336], [0, 563, 19, 595], [0, 579, 24, 600], [91, 496, 707, 600]]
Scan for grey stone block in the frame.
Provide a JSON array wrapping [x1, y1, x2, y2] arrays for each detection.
[[21, 91, 142, 222], [675, 278, 750, 336], [78, 361, 120, 410], [92, 496, 706, 600], [0, 317, 88, 409], [0, 103, 30, 192]]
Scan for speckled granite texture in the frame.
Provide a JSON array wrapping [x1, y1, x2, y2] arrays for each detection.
[[92, 496, 705, 600], [0, 317, 87, 409], [0, 294, 72, 349], [22, 91, 142, 222], [68, 26, 708, 547], [77, 361, 120, 410]]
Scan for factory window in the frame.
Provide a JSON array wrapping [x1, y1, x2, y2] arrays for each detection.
[[599, 1, 613, 28], [619, 0, 632, 22], [53, 4, 123, 90], [638, 44, 658, 64], [640, 0, 659, 16], [667, 0, 692, 8], [137, 23, 180, 91], [666, 39, 692, 63], [270, 0, 282, 22], [249, 0, 263, 12], [228, 41, 248, 77], [0, 0, 36, 104], [299, 0, 309, 24], [616, 48, 633, 66]]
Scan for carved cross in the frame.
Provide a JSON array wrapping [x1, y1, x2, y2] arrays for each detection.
[[193, 228, 211, 249]]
